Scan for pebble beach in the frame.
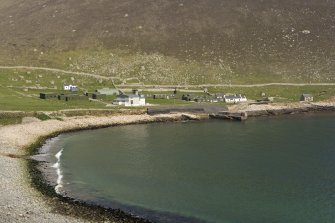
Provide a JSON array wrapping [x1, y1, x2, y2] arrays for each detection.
[[0, 113, 197, 223]]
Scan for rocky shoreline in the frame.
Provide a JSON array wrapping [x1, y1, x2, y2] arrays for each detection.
[[1, 102, 335, 223], [230, 101, 335, 117]]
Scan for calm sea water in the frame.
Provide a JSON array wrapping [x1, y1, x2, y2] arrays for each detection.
[[45, 114, 335, 223]]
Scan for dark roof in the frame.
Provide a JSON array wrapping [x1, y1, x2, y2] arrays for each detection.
[[302, 94, 313, 97], [117, 94, 145, 99], [117, 94, 130, 98], [40, 92, 57, 95]]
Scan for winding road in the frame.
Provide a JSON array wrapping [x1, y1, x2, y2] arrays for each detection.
[[1, 65, 334, 88], [0, 65, 115, 80]]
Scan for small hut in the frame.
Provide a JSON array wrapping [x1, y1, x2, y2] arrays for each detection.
[[63, 84, 78, 92], [300, 94, 313, 102], [92, 93, 106, 99], [65, 94, 88, 101], [40, 93, 58, 99]]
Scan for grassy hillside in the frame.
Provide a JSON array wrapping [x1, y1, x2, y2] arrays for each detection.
[[0, 67, 334, 112], [0, 0, 334, 84]]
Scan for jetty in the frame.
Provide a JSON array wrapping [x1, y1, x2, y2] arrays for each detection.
[[210, 111, 248, 121]]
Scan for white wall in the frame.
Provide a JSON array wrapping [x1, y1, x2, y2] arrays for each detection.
[[64, 85, 77, 91], [114, 96, 146, 107], [225, 97, 247, 103]]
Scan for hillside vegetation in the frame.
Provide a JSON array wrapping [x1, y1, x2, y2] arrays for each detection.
[[1, 67, 335, 112], [0, 0, 334, 84]]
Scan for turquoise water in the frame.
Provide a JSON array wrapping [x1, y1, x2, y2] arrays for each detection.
[[47, 114, 335, 223]]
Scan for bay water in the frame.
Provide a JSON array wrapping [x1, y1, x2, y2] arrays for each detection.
[[43, 114, 335, 223]]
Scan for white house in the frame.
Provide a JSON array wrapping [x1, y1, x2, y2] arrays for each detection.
[[224, 94, 247, 103], [63, 84, 78, 91], [215, 93, 226, 101], [300, 94, 313, 102], [113, 94, 146, 107]]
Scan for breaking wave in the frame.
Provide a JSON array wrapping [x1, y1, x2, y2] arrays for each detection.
[[52, 148, 64, 194]]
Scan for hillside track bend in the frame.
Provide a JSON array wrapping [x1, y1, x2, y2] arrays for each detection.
[[1, 65, 335, 88]]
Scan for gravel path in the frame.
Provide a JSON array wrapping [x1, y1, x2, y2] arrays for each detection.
[[116, 83, 335, 88], [1, 65, 335, 88], [0, 113, 191, 223], [0, 65, 115, 81]]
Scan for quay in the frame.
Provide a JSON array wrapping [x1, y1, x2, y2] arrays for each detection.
[[210, 111, 248, 121]]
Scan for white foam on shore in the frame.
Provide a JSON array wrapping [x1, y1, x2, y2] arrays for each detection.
[[52, 148, 64, 194]]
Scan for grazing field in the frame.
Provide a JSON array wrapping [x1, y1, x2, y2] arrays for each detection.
[[3, 49, 335, 86], [0, 67, 334, 112], [0, 69, 114, 111]]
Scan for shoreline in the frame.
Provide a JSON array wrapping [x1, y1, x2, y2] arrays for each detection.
[[0, 113, 206, 223], [1, 102, 335, 222], [229, 101, 335, 117], [31, 128, 210, 223]]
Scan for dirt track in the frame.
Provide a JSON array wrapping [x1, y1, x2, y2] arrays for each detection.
[[1, 65, 335, 89]]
